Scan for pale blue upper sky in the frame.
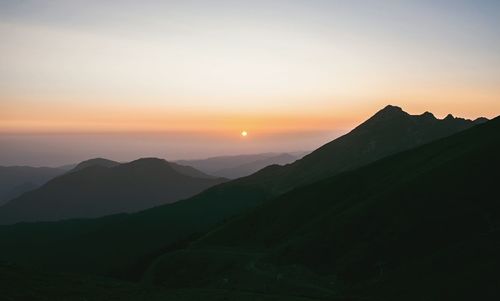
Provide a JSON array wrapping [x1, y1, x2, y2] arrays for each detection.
[[0, 0, 499, 164]]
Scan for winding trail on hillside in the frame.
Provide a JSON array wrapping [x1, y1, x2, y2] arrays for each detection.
[[141, 247, 337, 298]]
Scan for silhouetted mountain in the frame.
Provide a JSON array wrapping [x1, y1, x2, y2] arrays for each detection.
[[70, 158, 120, 172], [0, 262, 319, 301], [0, 111, 497, 301], [0, 182, 38, 204], [0, 158, 226, 224], [212, 153, 299, 179], [250, 105, 488, 194], [0, 106, 488, 278], [169, 162, 219, 179], [145, 116, 500, 300], [0, 166, 65, 205], [56, 163, 78, 171], [176, 152, 306, 178]]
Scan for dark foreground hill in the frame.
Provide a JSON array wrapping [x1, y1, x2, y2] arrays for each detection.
[[0, 106, 486, 277], [0, 263, 322, 301], [146, 116, 500, 300], [0, 166, 65, 205], [0, 158, 226, 224], [0, 112, 497, 301]]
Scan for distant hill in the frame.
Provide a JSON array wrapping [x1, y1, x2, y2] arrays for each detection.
[[0, 158, 226, 224], [0, 166, 65, 205], [176, 153, 281, 172], [176, 152, 306, 179], [56, 163, 78, 171], [70, 158, 120, 172], [0, 106, 487, 277], [169, 162, 220, 179], [211, 153, 300, 179], [148, 116, 500, 300]]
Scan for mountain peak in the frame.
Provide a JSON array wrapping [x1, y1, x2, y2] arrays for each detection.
[[358, 105, 409, 128], [444, 113, 455, 120], [124, 158, 171, 170], [420, 111, 436, 120], [0, 156, 227, 224], [381, 104, 404, 113], [129, 157, 168, 165], [474, 117, 489, 124], [125, 158, 220, 179], [373, 105, 408, 119], [72, 158, 120, 172]]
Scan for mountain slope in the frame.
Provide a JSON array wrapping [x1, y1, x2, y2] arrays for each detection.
[[169, 162, 220, 179], [0, 166, 65, 205], [0, 158, 226, 224], [0, 106, 486, 277], [70, 158, 120, 172], [150, 116, 500, 300], [0, 263, 324, 301], [176, 152, 297, 177], [246, 105, 488, 194], [212, 153, 299, 179]]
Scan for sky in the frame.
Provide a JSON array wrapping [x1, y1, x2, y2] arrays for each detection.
[[1, 0, 499, 165]]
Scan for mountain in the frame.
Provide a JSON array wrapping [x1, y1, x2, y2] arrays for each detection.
[[56, 163, 78, 171], [176, 152, 305, 179], [176, 153, 281, 173], [70, 158, 120, 172], [0, 263, 321, 301], [169, 162, 220, 179], [211, 153, 299, 179], [248, 105, 488, 194], [145, 116, 500, 300], [0, 106, 487, 277], [0, 158, 226, 224], [0, 166, 65, 205]]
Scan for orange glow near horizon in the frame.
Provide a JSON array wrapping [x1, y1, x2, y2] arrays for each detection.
[[1, 1, 499, 138], [1, 1, 500, 166], [1, 95, 498, 136]]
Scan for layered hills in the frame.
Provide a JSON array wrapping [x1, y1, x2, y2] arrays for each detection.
[[151, 115, 498, 300], [0, 106, 488, 283], [0, 158, 226, 224], [0, 166, 65, 205]]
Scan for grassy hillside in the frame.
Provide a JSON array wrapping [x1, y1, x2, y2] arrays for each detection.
[[0, 106, 484, 279], [147, 117, 500, 300], [0, 263, 326, 301]]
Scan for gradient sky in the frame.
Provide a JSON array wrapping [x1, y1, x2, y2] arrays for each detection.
[[1, 0, 499, 165]]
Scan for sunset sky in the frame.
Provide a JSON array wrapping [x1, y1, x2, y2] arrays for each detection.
[[1, 0, 499, 165]]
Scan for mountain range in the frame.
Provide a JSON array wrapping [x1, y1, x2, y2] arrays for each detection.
[[0, 166, 66, 205], [0, 105, 489, 286], [0, 158, 226, 224], [246, 105, 488, 194], [176, 152, 306, 179], [153, 115, 498, 300]]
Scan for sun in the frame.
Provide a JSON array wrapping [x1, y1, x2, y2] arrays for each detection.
[[241, 131, 248, 137]]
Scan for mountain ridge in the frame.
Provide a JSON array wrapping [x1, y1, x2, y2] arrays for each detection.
[[0, 158, 227, 224], [147, 116, 500, 300], [0, 105, 489, 279], [70, 158, 120, 172], [176, 152, 306, 178], [0, 166, 66, 205]]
